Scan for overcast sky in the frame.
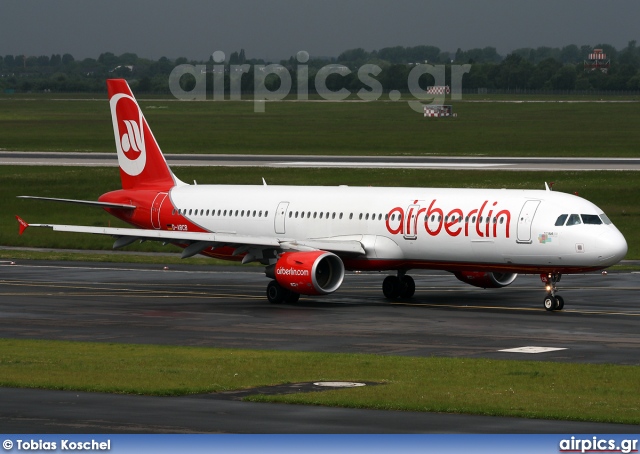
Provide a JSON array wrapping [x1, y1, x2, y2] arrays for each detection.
[[2, 0, 639, 61]]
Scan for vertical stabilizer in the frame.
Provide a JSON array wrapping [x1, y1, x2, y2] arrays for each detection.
[[107, 79, 179, 190]]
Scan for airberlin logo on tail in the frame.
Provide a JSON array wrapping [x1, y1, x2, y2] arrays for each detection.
[[110, 93, 147, 176], [121, 119, 143, 155], [385, 199, 512, 239]]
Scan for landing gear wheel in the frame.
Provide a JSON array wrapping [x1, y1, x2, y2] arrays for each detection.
[[382, 276, 401, 299], [543, 295, 558, 312], [541, 273, 564, 312], [267, 280, 287, 304], [284, 291, 300, 304], [399, 275, 415, 299]]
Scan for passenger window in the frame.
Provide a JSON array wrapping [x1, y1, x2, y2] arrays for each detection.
[[555, 214, 568, 226], [566, 214, 581, 226], [339, 213, 343, 219], [581, 214, 603, 225]]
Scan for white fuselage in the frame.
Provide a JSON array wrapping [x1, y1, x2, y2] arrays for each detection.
[[167, 184, 627, 273]]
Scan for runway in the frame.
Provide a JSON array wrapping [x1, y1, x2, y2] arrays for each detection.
[[2, 151, 640, 171], [0, 259, 639, 433]]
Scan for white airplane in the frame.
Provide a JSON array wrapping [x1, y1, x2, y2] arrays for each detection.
[[17, 79, 627, 311]]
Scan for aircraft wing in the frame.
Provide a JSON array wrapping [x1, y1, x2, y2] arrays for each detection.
[[17, 219, 365, 258]]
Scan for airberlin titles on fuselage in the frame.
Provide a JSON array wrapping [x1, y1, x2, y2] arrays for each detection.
[[164, 198, 512, 240], [386, 199, 512, 239]]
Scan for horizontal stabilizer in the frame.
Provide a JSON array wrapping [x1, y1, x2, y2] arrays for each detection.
[[17, 196, 136, 210]]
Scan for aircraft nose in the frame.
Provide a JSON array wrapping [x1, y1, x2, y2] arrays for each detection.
[[597, 228, 628, 266]]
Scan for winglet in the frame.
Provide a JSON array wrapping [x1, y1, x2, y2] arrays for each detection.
[[16, 215, 29, 235]]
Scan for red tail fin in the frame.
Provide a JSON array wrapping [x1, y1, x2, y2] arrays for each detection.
[[107, 79, 177, 191]]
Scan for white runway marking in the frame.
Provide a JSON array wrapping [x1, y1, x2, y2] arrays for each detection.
[[499, 346, 568, 354]]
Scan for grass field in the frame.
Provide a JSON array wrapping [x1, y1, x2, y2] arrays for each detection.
[[1, 339, 638, 424], [1, 97, 640, 156]]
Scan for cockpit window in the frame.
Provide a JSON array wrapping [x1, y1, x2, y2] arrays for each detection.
[[554, 214, 568, 226], [566, 214, 582, 226], [581, 214, 603, 225], [600, 214, 612, 225]]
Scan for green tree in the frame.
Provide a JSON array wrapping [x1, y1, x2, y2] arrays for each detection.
[[560, 45, 581, 64], [550, 65, 577, 90], [528, 58, 562, 89], [61, 53, 75, 65], [50, 54, 62, 67]]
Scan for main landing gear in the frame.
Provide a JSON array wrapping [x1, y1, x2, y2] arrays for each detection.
[[382, 271, 415, 299], [541, 273, 564, 312], [266, 280, 300, 304]]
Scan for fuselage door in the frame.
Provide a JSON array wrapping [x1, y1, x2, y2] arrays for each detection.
[[275, 201, 289, 234], [403, 203, 421, 240], [151, 192, 168, 230], [517, 200, 540, 244]]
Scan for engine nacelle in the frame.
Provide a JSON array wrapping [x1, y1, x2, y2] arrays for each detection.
[[267, 251, 345, 296], [453, 271, 518, 289]]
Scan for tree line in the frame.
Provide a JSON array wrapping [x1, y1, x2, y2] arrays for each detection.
[[2, 41, 640, 94]]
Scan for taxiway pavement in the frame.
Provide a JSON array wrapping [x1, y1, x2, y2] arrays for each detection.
[[0, 260, 639, 433], [2, 152, 640, 171]]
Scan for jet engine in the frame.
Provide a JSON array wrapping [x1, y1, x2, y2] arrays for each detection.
[[266, 251, 345, 295], [453, 271, 518, 289]]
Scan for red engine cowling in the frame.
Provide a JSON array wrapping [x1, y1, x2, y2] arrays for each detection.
[[453, 271, 518, 289], [268, 251, 345, 295]]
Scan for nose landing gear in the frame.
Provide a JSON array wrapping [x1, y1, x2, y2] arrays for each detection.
[[541, 273, 564, 311]]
